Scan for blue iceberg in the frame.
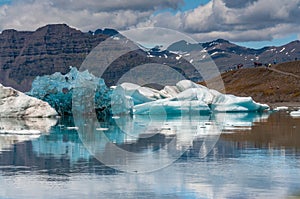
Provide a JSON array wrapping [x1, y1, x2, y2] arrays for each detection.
[[28, 67, 111, 115]]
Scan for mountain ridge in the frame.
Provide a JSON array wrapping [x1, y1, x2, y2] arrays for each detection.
[[0, 24, 299, 91]]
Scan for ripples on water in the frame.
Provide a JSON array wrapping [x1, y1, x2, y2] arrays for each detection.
[[0, 112, 299, 199]]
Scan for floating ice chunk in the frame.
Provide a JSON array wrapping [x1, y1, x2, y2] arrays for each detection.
[[212, 95, 269, 112], [0, 84, 57, 118], [0, 129, 41, 135], [67, 127, 79, 130], [274, 106, 289, 111], [96, 128, 109, 131], [28, 67, 110, 115], [290, 110, 300, 118], [113, 80, 269, 115]]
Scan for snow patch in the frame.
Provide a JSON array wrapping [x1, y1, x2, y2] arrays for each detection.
[[279, 47, 285, 53]]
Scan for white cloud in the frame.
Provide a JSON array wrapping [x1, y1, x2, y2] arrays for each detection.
[[0, 0, 299, 42], [0, 1, 153, 31], [137, 0, 300, 42]]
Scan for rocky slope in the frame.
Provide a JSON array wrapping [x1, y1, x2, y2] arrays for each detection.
[[214, 61, 300, 104]]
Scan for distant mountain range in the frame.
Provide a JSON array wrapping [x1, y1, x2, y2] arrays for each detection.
[[0, 24, 299, 91], [168, 39, 300, 71]]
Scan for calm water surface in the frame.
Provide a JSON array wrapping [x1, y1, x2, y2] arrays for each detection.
[[0, 112, 299, 199]]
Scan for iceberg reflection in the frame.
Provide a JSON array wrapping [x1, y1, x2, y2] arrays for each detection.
[[0, 118, 57, 153], [73, 111, 269, 172]]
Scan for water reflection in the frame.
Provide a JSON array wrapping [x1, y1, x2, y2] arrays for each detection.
[[0, 112, 299, 199], [0, 118, 57, 153]]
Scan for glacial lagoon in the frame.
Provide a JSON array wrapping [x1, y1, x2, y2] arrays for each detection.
[[0, 111, 300, 199]]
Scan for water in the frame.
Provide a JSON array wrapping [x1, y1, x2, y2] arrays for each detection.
[[0, 112, 299, 199]]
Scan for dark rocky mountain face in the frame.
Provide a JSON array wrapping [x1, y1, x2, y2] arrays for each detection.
[[0, 24, 109, 91], [0, 24, 201, 91]]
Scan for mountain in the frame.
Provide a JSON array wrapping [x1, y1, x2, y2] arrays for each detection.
[[0, 24, 299, 91], [168, 39, 300, 71], [0, 24, 111, 91], [0, 24, 200, 91]]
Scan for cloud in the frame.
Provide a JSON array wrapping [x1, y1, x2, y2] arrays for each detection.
[[48, 0, 184, 12], [0, 0, 299, 43], [0, 0, 155, 31], [137, 0, 300, 42]]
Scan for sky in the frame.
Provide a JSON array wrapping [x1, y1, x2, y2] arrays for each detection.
[[0, 0, 299, 49]]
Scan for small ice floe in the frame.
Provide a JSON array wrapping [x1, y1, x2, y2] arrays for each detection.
[[290, 110, 300, 118], [67, 127, 79, 130], [0, 129, 41, 135], [223, 124, 252, 131], [112, 116, 120, 119], [96, 128, 109, 131], [274, 106, 289, 111]]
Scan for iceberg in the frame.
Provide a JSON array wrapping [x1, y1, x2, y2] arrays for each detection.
[[28, 67, 111, 115], [290, 110, 300, 118], [27, 67, 269, 116], [0, 84, 57, 118], [112, 80, 269, 115], [274, 106, 289, 111]]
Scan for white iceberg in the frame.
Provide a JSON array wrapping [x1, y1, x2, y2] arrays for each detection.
[[111, 80, 269, 115], [0, 84, 57, 118], [274, 106, 289, 111], [290, 110, 300, 118]]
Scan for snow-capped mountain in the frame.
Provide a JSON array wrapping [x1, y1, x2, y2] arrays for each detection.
[[168, 39, 300, 71]]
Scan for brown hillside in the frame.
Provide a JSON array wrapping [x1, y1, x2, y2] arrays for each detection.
[[214, 61, 300, 104]]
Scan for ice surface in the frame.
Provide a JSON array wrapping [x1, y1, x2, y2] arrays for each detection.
[[290, 110, 300, 118], [274, 106, 289, 111], [28, 68, 269, 116], [28, 67, 111, 115], [0, 84, 57, 118], [113, 80, 269, 115]]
